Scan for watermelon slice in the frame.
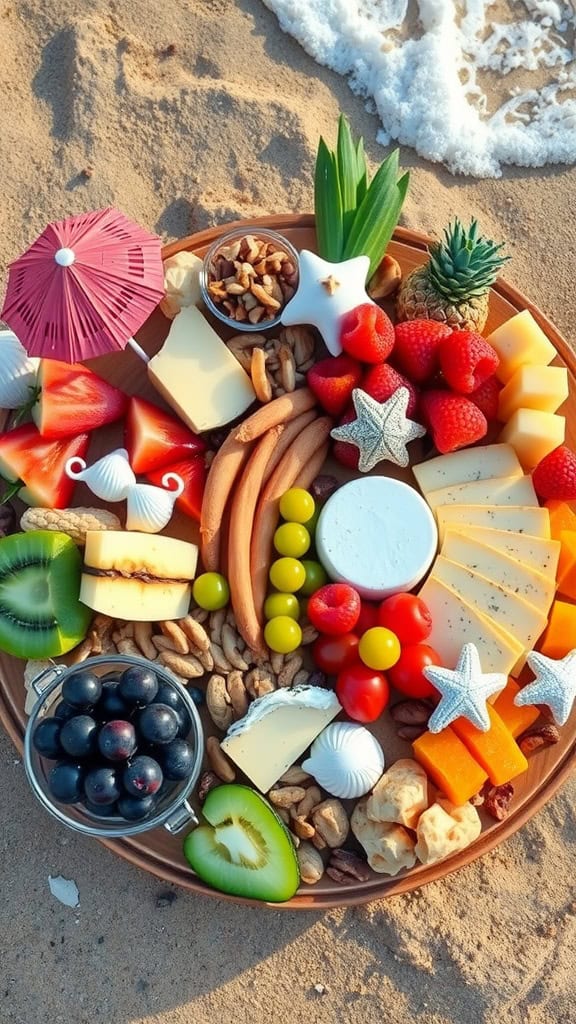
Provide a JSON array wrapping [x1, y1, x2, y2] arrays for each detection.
[[32, 360, 128, 438], [0, 423, 89, 507], [125, 396, 206, 474], [146, 456, 207, 522]]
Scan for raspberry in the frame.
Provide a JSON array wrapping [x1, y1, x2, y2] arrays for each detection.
[[307, 583, 361, 635], [532, 445, 576, 501], [468, 374, 502, 422], [419, 389, 488, 454], [332, 406, 359, 470], [361, 363, 419, 418], [307, 354, 363, 416], [340, 304, 394, 364], [439, 331, 499, 394], [392, 320, 451, 383]]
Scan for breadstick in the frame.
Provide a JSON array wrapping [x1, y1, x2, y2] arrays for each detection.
[[261, 408, 317, 486], [234, 387, 316, 444], [250, 416, 333, 628], [293, 440, 330, 492], [199, 430, 254, 572], [227, 426, 283, 653]]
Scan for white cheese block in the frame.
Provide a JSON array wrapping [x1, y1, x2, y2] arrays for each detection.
[[449, 526, 560, 580], [147, 305, 256, 433], [435, 504, 551, 543], [430, 555, 549, 653], [412, 444, 523, 496], [417, 576, 524, 674], [315, 477, 438, 599], [221, 686, 342, 793], [425, 474, 538, 512], [441, 531, 556, 609]]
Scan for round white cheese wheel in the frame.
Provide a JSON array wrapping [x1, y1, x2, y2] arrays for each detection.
[[316, 477, 438, 599]]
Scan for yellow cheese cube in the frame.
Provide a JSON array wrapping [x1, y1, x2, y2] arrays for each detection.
[[487, 310, 557, 384], [499, 408, 565, 469], [498, 365, 569, 422]]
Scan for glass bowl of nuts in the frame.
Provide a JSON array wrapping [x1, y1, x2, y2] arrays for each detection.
[[200, 227, 300, 331]]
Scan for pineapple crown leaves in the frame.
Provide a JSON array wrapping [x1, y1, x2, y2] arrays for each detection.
[[427, 218, 510, 301]]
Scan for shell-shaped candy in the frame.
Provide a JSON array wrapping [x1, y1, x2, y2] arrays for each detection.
[[125, 474, 184, 534], [302, 722, 385, 800], [65, 448, 136, 502], [0, 330, 39, 408]]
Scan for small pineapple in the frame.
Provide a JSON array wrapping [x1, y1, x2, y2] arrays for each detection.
[[396, 219, 509, 333]]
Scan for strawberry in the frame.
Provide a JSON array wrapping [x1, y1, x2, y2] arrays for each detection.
[[340, 304, 394, 364], [532, 446, 576, 501], [392, 320, 451, 383], [307, 354, 363, 416], [332, 406, 359, 470], [419, 389, 487, 454], [468, 374, 502, 422], [31, 360, 128, 439], [439, 331, 499, 394], [0, 423, 89, 507], [125, 396, 206, 474], [146, 455, 207, 521], [361, 363, 419, 418]]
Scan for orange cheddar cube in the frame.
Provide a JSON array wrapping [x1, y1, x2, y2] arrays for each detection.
[[493, 679, 540, 738], [413, 728, 488, 806], [556, 530, 576, 601], [546, 500, 576, 541], [451, 706, 528, 785], [539, 600, 576, 659]]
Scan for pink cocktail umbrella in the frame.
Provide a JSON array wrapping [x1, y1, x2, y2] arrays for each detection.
[[0, 207, 165, 364]]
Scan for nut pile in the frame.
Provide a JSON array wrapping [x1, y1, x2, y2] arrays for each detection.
[[227, 325, 315, 403], [206, 234, 298, 325]]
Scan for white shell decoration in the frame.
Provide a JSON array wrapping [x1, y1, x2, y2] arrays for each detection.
[[0, 330, 40, 408], [125, 473, 184, 534], [65, 448, 136, 502], [302, 722, 385, 800]]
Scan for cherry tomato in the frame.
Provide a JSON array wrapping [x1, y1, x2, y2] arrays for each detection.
[[312, 633, 360, 675], [355, 601, 379, 636], [387, 644, 442, 699], [264, 592, 300, 621], [377, 593, 433, 645], [307, 583, 361, 635], [336, 662, 390, 723], [269, 557, 306, 593], [279, 488, 316, 524], [264, 616, 303, 654], [192, 572, 230, 611], [273, 522, 311, 558], [358, 627, 401, 671]]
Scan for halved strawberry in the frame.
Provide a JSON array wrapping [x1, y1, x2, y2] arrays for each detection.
[[0, 423, 89, 507], [126, 396, 206, 474], [146, 456, 207, 522], [307, 354, 363, 416], [32, 360, 128, 439]]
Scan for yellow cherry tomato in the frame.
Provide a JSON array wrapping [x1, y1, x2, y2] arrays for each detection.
[[279, 488, 316, 524], [269, 557, 306, 593], [273, 522, 311, 558], [358, 626, 401, 671], [264, 616, 303, 654], [192, 572, 230, 611], [264, 592, 301, 621]]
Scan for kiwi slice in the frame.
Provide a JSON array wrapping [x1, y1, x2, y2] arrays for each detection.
[[0, 530, 92, 659]]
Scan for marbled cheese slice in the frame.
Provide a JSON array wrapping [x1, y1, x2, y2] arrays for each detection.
[[449, 526, 560, 580], [441, 531, 556, 609], [435, 504, 551, 543], [412, 444, 522, 496], [426, 474, 538, 512]]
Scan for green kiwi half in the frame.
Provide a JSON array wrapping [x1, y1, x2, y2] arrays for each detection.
[[0, 530, 92, 659]]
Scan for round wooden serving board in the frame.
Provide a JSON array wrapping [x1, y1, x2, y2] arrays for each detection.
[[1, 216, 575, 910]]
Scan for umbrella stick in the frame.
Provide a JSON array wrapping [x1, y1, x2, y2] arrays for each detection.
[[127, 337, 150, 364]]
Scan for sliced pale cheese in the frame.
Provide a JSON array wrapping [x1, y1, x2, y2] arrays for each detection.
[[436, 504, 551, 544], [426, 474, 539, 512], [449, 526, 560, 580], [80, 575, 191, 622], [147, 305, 256, 433], [84, 531, 198, 580], [430, 555, 549, 652], [412, 444, 522, 496], [441, 531, 556, 609], [417, 576, 524, 675]]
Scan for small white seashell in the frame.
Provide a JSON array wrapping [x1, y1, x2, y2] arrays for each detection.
[[0, 330, 40, 408], [302, 722, 385, 800], [65, 448, 136, 502], [125, 474, 184, 534]]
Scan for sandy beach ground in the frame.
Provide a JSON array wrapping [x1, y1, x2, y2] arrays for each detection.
[[1, 2, 576, 1022]]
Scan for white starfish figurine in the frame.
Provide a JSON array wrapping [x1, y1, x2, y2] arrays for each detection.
[[514, 649, 576, 726], [423, 643, 507, 733], [281, 250, 373, 356], [330, 387, 426, 472]]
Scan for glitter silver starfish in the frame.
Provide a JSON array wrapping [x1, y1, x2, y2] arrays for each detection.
[[330, 387, 426, 472], [423, 643, 507, 733], [514, 649, 576, 726]]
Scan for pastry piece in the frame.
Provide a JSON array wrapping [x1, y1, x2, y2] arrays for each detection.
[[415, 799, 481, 865], [351, 799, 416, 876], [367, 758, 429, 830]]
